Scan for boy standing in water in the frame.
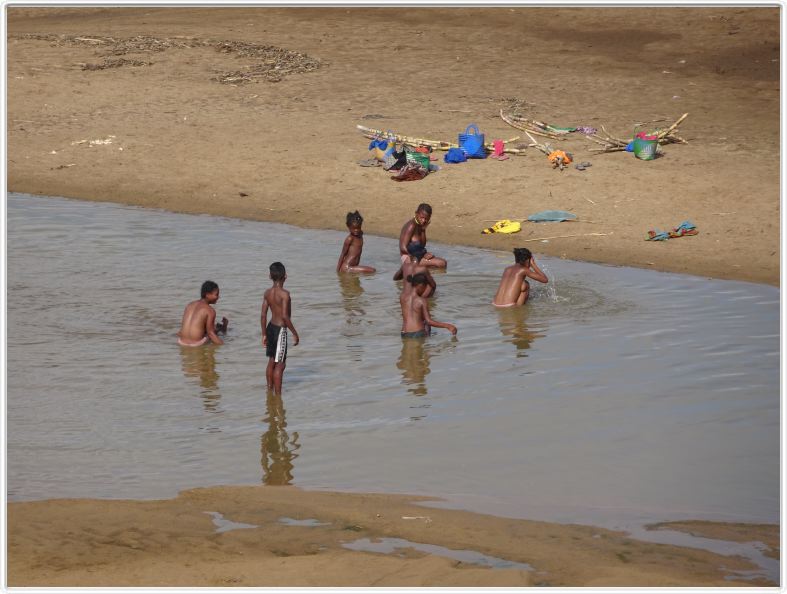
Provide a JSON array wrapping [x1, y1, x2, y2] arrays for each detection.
[[400, 273, 457, 338], [401, 243, 436, 298], [336, 210, 376, 273], [492, 248, 548, 307], [177, 280, 229, 346], [261, 262, 300, 395], [393, 203, 447, 280]]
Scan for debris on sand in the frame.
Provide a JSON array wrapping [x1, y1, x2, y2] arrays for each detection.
[[13, 33, 322, 83], [81, 58, 152, 71]]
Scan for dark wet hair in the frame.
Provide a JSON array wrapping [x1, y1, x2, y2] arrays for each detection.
[[269, 262, 286, 281], [406, 272, 429, 285], [514, 247, 532, 264], [416, 203, 432, 215], [407, 242, 427, 260], [346, 210, 363, 227], [201, 280, 219, 298]]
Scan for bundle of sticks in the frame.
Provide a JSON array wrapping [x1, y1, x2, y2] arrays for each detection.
[[586, 113, 689, 153], [356, 125, 527, 155], [499, 110, 569, 140]]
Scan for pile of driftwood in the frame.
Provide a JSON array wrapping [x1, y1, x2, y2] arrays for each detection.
[[585, 113, 689, 153], [357, 125, 527, 155], [13, 33, 321, 83], [500, 108, 689, 155]]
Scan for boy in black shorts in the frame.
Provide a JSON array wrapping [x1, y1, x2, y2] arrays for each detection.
[[261, 262, 300, 395]]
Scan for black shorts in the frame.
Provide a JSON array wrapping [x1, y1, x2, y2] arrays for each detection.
[[266, 322, 288, 363]]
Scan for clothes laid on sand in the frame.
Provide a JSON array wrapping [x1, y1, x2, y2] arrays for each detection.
[[266, 322, 288, 363], [527, 210, 577, 223], [482, 220, 521, 235], [646, 220, 698, 241], [390, 162, 428, 182], [178, 336, 208, 347]]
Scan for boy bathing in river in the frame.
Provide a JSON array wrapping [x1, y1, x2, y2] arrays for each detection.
[[401, 243, 436, 298], [393, 203, 447, 280], [337, 210, 376, 273], [261, 262, 300, 395], [492, 248, 548, 307], [400, 273, 457, 338], [177, 280, 228, 346]]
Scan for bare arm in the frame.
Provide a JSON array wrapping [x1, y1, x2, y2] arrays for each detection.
[[281, 293, 300, 346], [399, 220, 414, 255], [336, 236, 351, 272], [205, 307, 224, 345], [421, 301, 457, 335], [526, 256, 549, 283], [261, 296, 269, 346]]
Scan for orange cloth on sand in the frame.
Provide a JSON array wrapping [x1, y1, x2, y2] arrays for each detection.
[[547, 150, 572, 165]]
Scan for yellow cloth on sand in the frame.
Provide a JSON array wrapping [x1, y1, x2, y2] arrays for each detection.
[[482, 220, 521, 235]]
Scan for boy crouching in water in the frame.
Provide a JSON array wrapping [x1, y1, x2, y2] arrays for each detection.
[[400, 272, 457, 338], [492, 248, 548, 307], [336, 210, 376, 273], [261, 262, 300, 395], [177, 280, 228, 346]]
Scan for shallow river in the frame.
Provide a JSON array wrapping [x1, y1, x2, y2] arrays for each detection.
[[7, 193, 779, 537]]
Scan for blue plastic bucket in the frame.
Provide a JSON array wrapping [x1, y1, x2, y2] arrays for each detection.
[[458, 124, 486, 158]]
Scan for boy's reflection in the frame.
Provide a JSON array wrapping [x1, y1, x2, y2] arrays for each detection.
[[260, 391, 300, 485], [179, 344, 221, 412], [397, 336, 431, 397], [496, 306, 545, 357]]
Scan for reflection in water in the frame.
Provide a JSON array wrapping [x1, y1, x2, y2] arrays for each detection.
[[338, 274, 366, 362], [496, 306, 545, 357], [260, 391, 300, 485], [338, 274, 365, 328], [397, 337, 431, 397], [179, 344, 222, 412]]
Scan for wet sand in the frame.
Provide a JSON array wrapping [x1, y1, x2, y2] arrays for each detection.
[[6, 486, 778, 587], [6, 7, 780, 285]]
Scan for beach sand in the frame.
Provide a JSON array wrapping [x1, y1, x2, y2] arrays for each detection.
[[7, 7, 779, 285], [7, 486, 778, 587], [6, 7, 780, 587]]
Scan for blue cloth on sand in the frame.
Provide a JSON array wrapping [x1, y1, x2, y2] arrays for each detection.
[[527, 210, 577, 223]]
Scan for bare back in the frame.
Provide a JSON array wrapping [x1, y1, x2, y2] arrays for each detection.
[[493, 264, 529, 306], [400, 291, 427, 333], [264, 286, 291, 326], [179, 300, 215, 342]]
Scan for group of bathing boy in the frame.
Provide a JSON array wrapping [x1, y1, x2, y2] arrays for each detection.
[[177, 203, 548, 394]]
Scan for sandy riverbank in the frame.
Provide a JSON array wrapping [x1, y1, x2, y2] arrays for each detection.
[[7, 7, 780, 285], [6, 485, 779, 587]]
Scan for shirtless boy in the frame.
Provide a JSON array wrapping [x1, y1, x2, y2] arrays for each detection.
[[492, 248, 549, 307], [261, 262, 300, 395], [400, 273, 457, 338], [336, 210, 376, 273], [401, 242, 436, 298], [177, 280, 229, 346], [393, 203, 447, 280]]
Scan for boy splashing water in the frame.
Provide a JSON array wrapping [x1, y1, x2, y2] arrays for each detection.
[[177, 280, 228, 346], [336, 210, 376, 274], [261, 262, 300, 395], [492, 248, 548, 307]]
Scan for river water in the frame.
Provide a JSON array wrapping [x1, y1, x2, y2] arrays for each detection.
[[7, 194, 780, 537]]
